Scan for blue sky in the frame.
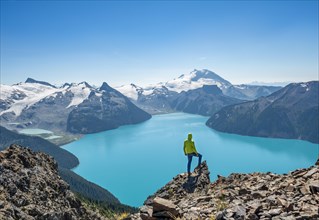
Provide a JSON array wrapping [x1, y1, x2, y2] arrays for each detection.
[[1, 1, 318, 87]]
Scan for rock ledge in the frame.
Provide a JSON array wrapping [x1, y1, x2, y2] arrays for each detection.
[[129, 159, 319, 220]]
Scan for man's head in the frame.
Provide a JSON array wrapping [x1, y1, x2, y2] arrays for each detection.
[[188, 133, 192, 141]]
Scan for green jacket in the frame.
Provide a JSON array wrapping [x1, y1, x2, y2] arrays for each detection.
[[184, 133, 198, 155]]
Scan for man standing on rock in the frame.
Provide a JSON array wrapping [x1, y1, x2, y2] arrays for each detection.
[[184, 133, 202, 176]]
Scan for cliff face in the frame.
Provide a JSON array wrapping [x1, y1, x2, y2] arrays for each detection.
[[130, 161, 319, 220], [0, 145, 106, 220]]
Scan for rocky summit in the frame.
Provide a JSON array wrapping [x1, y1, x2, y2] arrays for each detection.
[[129, 160, 319, 220], [0, 145, 105, 220]]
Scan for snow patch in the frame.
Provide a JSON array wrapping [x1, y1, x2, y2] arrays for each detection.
[[300, 83, 310, 92], [165, 78, 218, 93], [233, 85, 247, 90], [164, 69, 231, 93], [0, 84, 22, 100], [115, 84, 142, 100], [0, 83, 63, 116], [45, 135, 62, 140], [19, 128, 53, 135], [66, 84, 91, 108], [0, 81, 93, 116]]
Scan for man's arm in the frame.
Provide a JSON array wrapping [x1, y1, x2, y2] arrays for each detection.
[[193, 141, 198, 155], [183, 141, 187, 155]]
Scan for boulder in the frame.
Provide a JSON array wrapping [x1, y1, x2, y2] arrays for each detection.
[[308, 182, 319, 194], [152, 197, 178, 217]]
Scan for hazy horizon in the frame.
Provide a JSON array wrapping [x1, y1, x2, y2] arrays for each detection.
[[0, 69, 311, 89], [1, 1, 318, 87]]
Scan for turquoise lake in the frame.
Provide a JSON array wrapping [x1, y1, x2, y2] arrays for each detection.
[[63, 113, 318, 207]]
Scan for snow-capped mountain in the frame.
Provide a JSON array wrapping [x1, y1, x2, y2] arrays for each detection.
[[117, 69, 281, 101], [67, 82, 151, 133], [0, 79, 94, 118], [116, 69, 282, 114], [164, 69, 232, 93], [0, 78, 151, 133], [115, 69, 233, 100], [116, 83, 178, 114], [164, 69, 282, 99], [0, 69, 283, 132]]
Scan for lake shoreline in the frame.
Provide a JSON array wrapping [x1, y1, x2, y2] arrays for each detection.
[[63, 112, 317, 206]]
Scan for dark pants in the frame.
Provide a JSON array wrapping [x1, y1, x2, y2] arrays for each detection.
[[187, 153, 202, 174]]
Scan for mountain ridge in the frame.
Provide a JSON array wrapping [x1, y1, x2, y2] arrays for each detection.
[[206, 81, 319, 143], [0, 79, 151, 136], [116, 69, 282, 102], [115, 69, 282, 115], [170, 85, 244, 116], [67, 82, 151, 134], [25, 77, 57, 88]]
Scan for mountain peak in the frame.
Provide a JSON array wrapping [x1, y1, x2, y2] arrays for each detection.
[[165, 69, 232, 93], [62, 83, 71, 88], [25, 78, 56, 88], [190, 69, 231, 83], [99, 82, 113, 92], [79, 81, 92, 88]]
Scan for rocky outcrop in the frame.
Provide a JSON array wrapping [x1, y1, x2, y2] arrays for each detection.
[[130, 160, 319, 219], [0, 145, 106, 220], [137, 162, 210, 219]]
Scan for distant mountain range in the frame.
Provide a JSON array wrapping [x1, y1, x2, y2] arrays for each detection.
[[117, 69, 282, 101], [206, 81, 319, 143], [116, 69, 282, 114], [0, 70, 281, 134], [247, 81, 293, 87], [1, 69, 316, 144], [0, 78, 151, 135]]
